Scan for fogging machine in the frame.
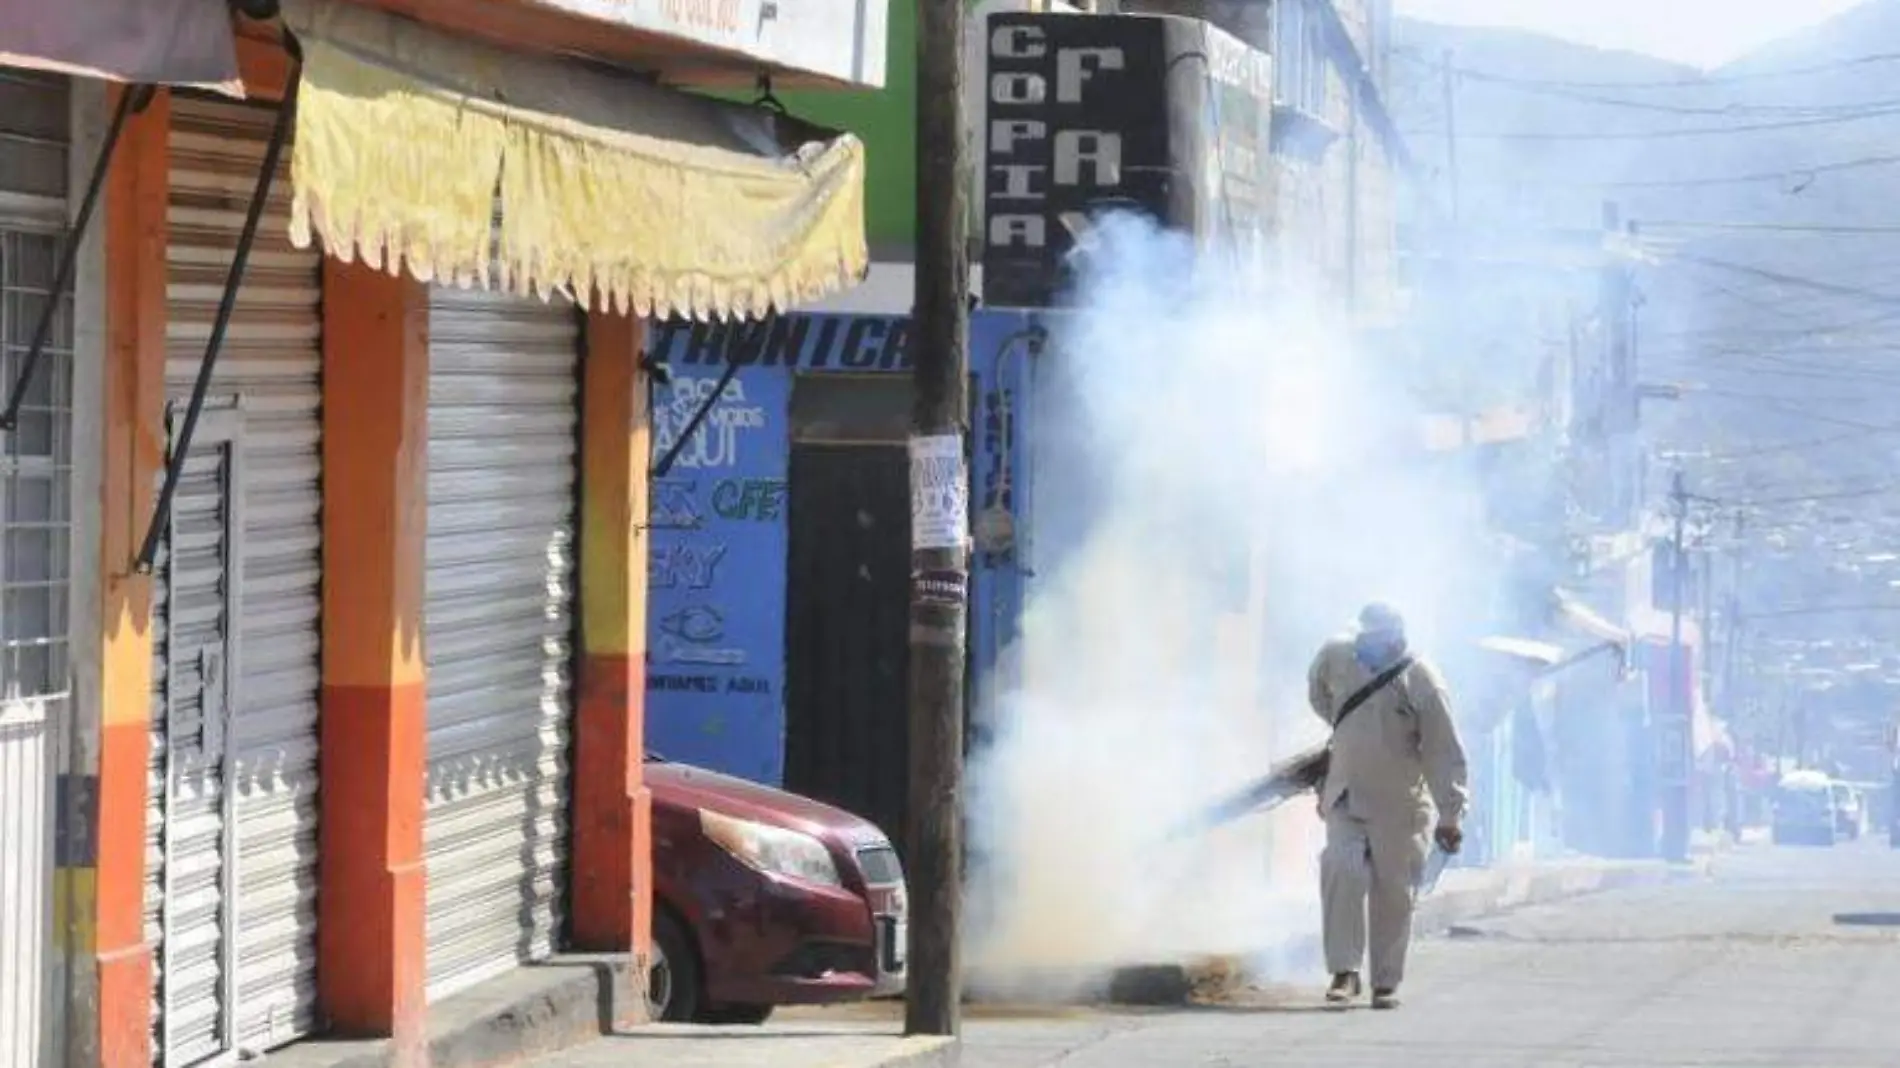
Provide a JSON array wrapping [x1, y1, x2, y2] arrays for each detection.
[[1168, 638, 1624, 841]]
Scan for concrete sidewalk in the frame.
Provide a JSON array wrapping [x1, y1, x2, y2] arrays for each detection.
[[575, 853, 1706, 1066], [520, 1024, 956, 1068], [271, 854, 1704, 1068], [1419, 852, 1706, 934]]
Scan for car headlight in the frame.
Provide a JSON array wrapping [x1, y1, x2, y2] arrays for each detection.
[[700, 810, 843, 888]]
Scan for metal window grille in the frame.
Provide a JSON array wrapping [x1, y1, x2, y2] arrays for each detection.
[[1, 228, 74, 702], [0, 71, 70, 202]]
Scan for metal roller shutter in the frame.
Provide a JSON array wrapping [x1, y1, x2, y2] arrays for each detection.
[[422, 286, 580, 1000], [147, 93, 324, 1063]]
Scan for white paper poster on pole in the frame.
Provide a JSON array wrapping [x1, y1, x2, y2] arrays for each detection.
[[908, 434, 968, 552]]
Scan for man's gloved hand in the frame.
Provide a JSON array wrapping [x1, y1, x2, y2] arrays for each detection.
[[1434, 823, 1464, 855]]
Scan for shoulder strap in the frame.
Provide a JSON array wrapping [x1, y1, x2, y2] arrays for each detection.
[[1332, 655, 1415, 730]]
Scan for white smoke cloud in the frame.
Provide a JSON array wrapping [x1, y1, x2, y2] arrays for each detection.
[[963, 213, 1508, 998]]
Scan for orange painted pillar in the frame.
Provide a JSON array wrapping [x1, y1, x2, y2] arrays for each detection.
[[94, 84, 170, 1068], [572, 311, 655, 1002], [317, 263, 430, 1053]]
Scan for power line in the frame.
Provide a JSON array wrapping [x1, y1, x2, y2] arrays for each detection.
[[1401, 105, 1900, 141], [1425, 73, 1900, 118], [1655, 358, 1900, 388], [1391, 48, 1900, 90], [1644, 220, 1900, 235], [1452, 154, 1900, 191], [1668, 251, 1900, 308], [1665, 273, 1900, 335], [1748, 602, 1900, 619], [1681, 389, 1900, 437], [1738, 482, 1900, 506], [1704, 429, 1900, 461]]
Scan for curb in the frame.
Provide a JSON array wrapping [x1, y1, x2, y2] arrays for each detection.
[[612, 1027, 959, 1068], [424, 957, 639, 1068], [833, 1035, 960, 1068], [1415, 860, 1678, 932], [271, 955, 641, 1068]]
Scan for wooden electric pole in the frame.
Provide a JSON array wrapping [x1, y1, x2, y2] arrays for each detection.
[[906, 0, 971, 1039]]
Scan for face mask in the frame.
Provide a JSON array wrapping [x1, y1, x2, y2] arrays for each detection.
[[1355, 633, 1406, 668]]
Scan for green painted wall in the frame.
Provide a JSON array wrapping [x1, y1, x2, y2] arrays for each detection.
[[776, 2, 921, 248], [714, 3, 1011, 249]]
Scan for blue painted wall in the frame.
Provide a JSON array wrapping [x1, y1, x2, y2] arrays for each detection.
[[968, 316, 1046, 745], [645, 310, 1039, 784]]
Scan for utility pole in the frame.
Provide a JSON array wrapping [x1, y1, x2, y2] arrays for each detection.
[[1720, 512, 1744, 730], [906, 0, 971, 1039], [1441, 49, 1461, 223], [1346, 76, 1361, 311], [1663, 471, 1692, 862]]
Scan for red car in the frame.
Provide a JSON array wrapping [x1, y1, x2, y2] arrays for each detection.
[[646, 754, 909, 1024]]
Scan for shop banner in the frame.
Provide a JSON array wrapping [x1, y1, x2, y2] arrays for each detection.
[[524, 0, 887, 87]]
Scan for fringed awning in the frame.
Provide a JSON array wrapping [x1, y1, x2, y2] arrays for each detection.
[[282, 0, 869, 321], [0, 0, 241, 93]]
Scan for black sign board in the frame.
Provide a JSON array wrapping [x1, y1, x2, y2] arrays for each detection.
[[981, 13, 1173, 309], [980, 13, 1275, 309]]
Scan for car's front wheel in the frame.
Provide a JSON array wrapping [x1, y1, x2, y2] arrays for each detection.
[[650, 911, 702, 1023]]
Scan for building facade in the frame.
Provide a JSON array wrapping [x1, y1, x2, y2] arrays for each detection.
[[641, 309, 1039, 861], [1114, 0, 1406, 321], [0, 0, 885, 1065]]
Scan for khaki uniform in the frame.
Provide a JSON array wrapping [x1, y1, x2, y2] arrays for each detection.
[[1308, 637, 1469, 989]]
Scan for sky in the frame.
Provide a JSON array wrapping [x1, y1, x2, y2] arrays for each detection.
[[1397, 0, 1872, 69]]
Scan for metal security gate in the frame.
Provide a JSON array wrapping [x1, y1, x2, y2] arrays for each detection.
[[147, 94, 325, 1064], [0, 68, 71, 1068], [422, 286, 580, 1000], [783, 442, 912, 857], [149, 412, 241, 1064]]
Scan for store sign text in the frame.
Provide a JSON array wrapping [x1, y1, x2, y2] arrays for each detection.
[[651, 315, 913, 372], [986, 22, 1126, 252]]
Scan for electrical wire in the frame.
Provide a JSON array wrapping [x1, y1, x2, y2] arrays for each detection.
[[1643, 220, 1900, 235], [1419, 72, 1900, 118], [1400, 105, 1900, 141], [1704, 429, 1900, 461], [1747, 602, 1900, 619], [1734, 483, 1900, 507], [1655, 358, 1900, 389], [1391, 47, 1900, 90], [1444, 154, 1900, 190], [1680, 389, 1900, 437], [1667, 251, 1900, 308]]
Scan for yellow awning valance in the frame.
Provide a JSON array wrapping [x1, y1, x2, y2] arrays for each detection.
[[282, 0, 868, 320]]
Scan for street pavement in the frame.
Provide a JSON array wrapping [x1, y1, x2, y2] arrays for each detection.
[[520, 838, 1899, 1067], [956, 837, 1900, 1068]]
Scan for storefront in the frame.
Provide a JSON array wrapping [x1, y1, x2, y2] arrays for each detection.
[[419, 284, 583, 1000], [3, 0, 884, 1063], [641, 309, 1039, 861], [140, 88, 328, 1060]]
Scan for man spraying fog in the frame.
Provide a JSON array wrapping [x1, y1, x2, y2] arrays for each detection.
[[1308, 603, 1469, 1010]]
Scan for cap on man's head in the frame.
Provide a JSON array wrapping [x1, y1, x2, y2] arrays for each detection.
[[1357, 602, 1405, 637]]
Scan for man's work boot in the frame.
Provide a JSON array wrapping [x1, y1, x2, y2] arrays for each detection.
[[1325, 972, 1362, 1003], [1371, 987, 1400, 1010]]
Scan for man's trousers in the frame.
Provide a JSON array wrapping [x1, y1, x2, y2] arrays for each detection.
[[1321, 799, 1430, 989]]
